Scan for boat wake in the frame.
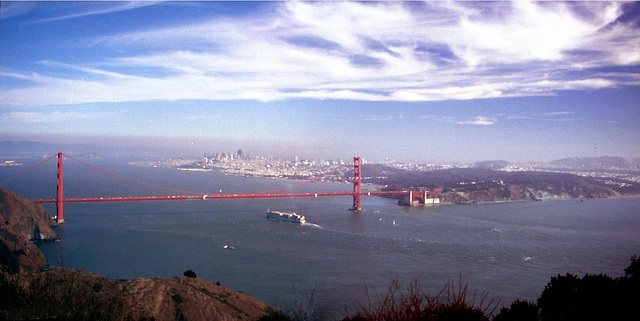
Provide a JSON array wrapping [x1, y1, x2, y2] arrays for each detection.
[[303, 223, 322, 228]]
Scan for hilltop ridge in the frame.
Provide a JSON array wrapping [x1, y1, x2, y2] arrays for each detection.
[[366, 165, 640, 204], [549, 156, 634, 170]]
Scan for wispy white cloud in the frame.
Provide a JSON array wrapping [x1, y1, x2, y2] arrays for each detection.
[[364, 115, 405, 122], [457, 116, 498, 126], [542, 111, 586, 122], [421, 115, 498, 126], [2, 1, 639, 107], [499, 111, 585, 122], [3, 111, 102, 123], [0, 2, 37, 20], [543, 111, 574, 116], [504, 115, 534, 120], [24, 2, 160, 24]]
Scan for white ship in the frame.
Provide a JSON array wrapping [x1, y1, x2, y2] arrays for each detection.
[[266, 209, 306, 224]]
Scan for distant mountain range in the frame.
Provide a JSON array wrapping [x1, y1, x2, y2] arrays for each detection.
[[549, 156, 637, 170], [471, 156, 640, 171], [0, 141, 103, 159], [0, 141, 57, 156]]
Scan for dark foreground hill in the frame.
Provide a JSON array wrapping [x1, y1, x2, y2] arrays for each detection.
[[0, 187, 275, 321]]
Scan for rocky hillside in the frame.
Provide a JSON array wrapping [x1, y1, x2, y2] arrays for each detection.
[[0, 187, 276, 321], [0, 188, 56, 273], [365, 166, 640, 204], [437, 170, 636, 204], [439, 182, 621, 204]]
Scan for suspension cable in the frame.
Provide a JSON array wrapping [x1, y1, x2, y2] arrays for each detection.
[[63, 153, 205, 196], [257, 161, 358, 195], [0, 154, 57, 186], [363, 163, 406, 191], [2, 152, 398, 197]]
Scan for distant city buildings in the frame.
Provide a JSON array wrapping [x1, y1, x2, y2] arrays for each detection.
[[197, 150, 352, 183], [204, 151, 246, 162]]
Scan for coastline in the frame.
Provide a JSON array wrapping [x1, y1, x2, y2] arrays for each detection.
[[434, 190, 640, 206]]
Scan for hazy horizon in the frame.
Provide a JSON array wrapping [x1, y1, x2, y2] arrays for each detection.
[[2, 2, 640, 164], [1, 136, 638, 166]]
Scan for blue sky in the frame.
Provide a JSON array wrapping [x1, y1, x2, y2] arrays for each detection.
[[1, 1, 639, 163]]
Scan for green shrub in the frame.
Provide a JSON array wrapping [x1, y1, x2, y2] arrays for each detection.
[[497, 256, 640, 321], [537, 272, 638, 321], [92, 282, 103, 293], [258, 311, 293, 321], [183, 270, 196, 278], [172, 294, 184, 304], [0, 240, 20, 274], [537, 273, 581, 321], [493, 300, 538, 321], [625, 255, 639, 278]]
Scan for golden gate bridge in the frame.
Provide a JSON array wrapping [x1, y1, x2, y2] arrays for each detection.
[[1, 153, 437, 224]]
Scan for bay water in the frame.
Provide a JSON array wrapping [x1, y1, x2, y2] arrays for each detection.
[[2, 158, 639, 319]]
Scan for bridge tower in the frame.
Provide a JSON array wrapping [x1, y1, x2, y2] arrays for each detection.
[[56, 152, 64, 224], [350, 157, 362, 211]]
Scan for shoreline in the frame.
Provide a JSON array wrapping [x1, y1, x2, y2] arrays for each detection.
[[434, 193, 640, 206]]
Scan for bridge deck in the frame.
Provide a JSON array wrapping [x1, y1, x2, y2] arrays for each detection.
[[33, 191, 410, 204]]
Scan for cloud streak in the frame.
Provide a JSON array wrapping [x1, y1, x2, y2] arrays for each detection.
[[2, 1, 640, 107], [421, 115, 498, 126], [23, 2, 160, 24], [457, 116, 498, 126], [0, 2, 37, 20], [3, 111, 103, 123]]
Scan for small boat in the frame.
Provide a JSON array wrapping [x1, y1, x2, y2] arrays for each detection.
[[265, 209, 306, 224], [223, 244, 235, 250]]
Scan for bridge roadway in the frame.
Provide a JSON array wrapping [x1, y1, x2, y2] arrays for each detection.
[[33, 190, 410, 204]]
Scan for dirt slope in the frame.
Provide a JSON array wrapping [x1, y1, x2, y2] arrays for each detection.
[[6, 268, 275, 321]]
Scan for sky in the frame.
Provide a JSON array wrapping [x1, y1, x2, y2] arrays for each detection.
[[1, 1, 639, 163]]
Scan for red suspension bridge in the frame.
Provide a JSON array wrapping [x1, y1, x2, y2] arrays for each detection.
[[1, 153, 437, 224]]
